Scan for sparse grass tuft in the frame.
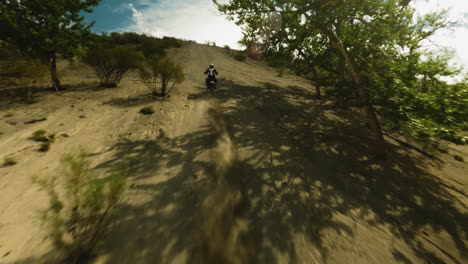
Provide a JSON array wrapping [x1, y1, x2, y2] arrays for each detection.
[[454, 154, 464, 162], [4, 113, 14, 118], [139, 106, 155, 115], [34, 152, 127, 261], [38, 141, 51, 152], [3, 156, 17, 166], [31, 130, 49, 142], [30, 130, 55, 152], [24, 116, 47, 124]]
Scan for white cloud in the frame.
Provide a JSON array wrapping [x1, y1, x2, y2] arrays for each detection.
[[412, 0, 468, 74], [112, 2, 131, 13], [116, 0, 243, 49], [117, 0, 468, 73]]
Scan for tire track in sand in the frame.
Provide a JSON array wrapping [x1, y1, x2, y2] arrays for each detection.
[[188, 105, 251, 264]]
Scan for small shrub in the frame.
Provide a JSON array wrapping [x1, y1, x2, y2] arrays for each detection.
[[224, 45, 231, 54], [138, 56, 185, 97], [24, 116, 47, 124], [34, 152, 127, 261], [39, 141, 51, 152], [140, 106, 155, 115], [30, 130, 55, 151], [0, 46, 46, 103], [3, 156, 17, 166], [0, 53, 47, 89], [234, 53, 246, 62], [454, 154, 464, 162], [83, 44, 142, 87], [31, 130, 49, 142]]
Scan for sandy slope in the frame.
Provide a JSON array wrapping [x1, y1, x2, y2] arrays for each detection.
[[0, 43, 467, 264]]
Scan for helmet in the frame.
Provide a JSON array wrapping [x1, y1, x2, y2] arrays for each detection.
[[209, 64, 214, 68]]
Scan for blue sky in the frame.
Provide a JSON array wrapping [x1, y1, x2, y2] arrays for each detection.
[[83, 0, 141, 34], [84, 0, 468, 74], [84, 0, 243, 48]]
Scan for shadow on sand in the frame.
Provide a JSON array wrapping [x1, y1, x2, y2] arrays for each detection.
[[11, 79, 467, 264]]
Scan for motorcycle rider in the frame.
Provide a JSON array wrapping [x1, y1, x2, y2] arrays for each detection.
[[204, 64, 218, 88]]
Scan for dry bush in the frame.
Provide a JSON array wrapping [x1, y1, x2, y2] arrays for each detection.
[[34, 152, 127, 261], [0, 48, 47, 102], [83, 45, 141, 87], [30, 130, 55, 151], [224, 45, 231, 53], [3, 156, 17, 166], [138, 56, 185, 97]]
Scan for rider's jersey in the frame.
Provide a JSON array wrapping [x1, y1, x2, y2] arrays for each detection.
[[205, 68, 218, 77]]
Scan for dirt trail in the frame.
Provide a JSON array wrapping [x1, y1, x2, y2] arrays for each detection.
[[0, 43, 467, 264]]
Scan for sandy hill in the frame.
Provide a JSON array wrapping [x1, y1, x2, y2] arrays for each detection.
[[0, 42, 467, 264]]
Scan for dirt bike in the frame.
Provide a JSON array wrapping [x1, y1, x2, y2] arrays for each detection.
[[207, 79, 217, 95]]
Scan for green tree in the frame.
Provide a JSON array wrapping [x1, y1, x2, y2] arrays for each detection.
[[215, 0, 467, 159], [0, 0, 101, 91]]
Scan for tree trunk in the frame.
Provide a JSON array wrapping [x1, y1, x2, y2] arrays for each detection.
[[297, 49, 321, 98], [310, 65, 321, 98], [49, 52, 62, 91], [161, 78, 167, 97], [335, 16, 346, 108], [336, 56, 346, 108], [327, 31, 387, 159]]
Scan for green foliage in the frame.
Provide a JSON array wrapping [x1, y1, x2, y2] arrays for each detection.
[[30, 129, 55, 151], [92, 32, 181, 57], [140, 106, 155, 115], [224, 45, 231, 53], [31, 129, 49, 142], [138, 56, 185, 97], [3, 156, 17, 166], [216, 0, 468, 147], [0, 45, 47, 102], [0, 0, 101, 90], [39, 141, 51, 152], [0, 47, 47, 86], [83, 44, 142, 87], [34, 152, 127, 261]]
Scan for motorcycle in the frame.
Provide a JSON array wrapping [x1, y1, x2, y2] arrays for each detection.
[[207, 79, 217, 95]]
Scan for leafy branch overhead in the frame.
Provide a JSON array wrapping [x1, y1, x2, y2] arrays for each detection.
[[215, 0, 468, 158]]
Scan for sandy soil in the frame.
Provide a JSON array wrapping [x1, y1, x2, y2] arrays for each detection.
[[0, 43, 467, 264]]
